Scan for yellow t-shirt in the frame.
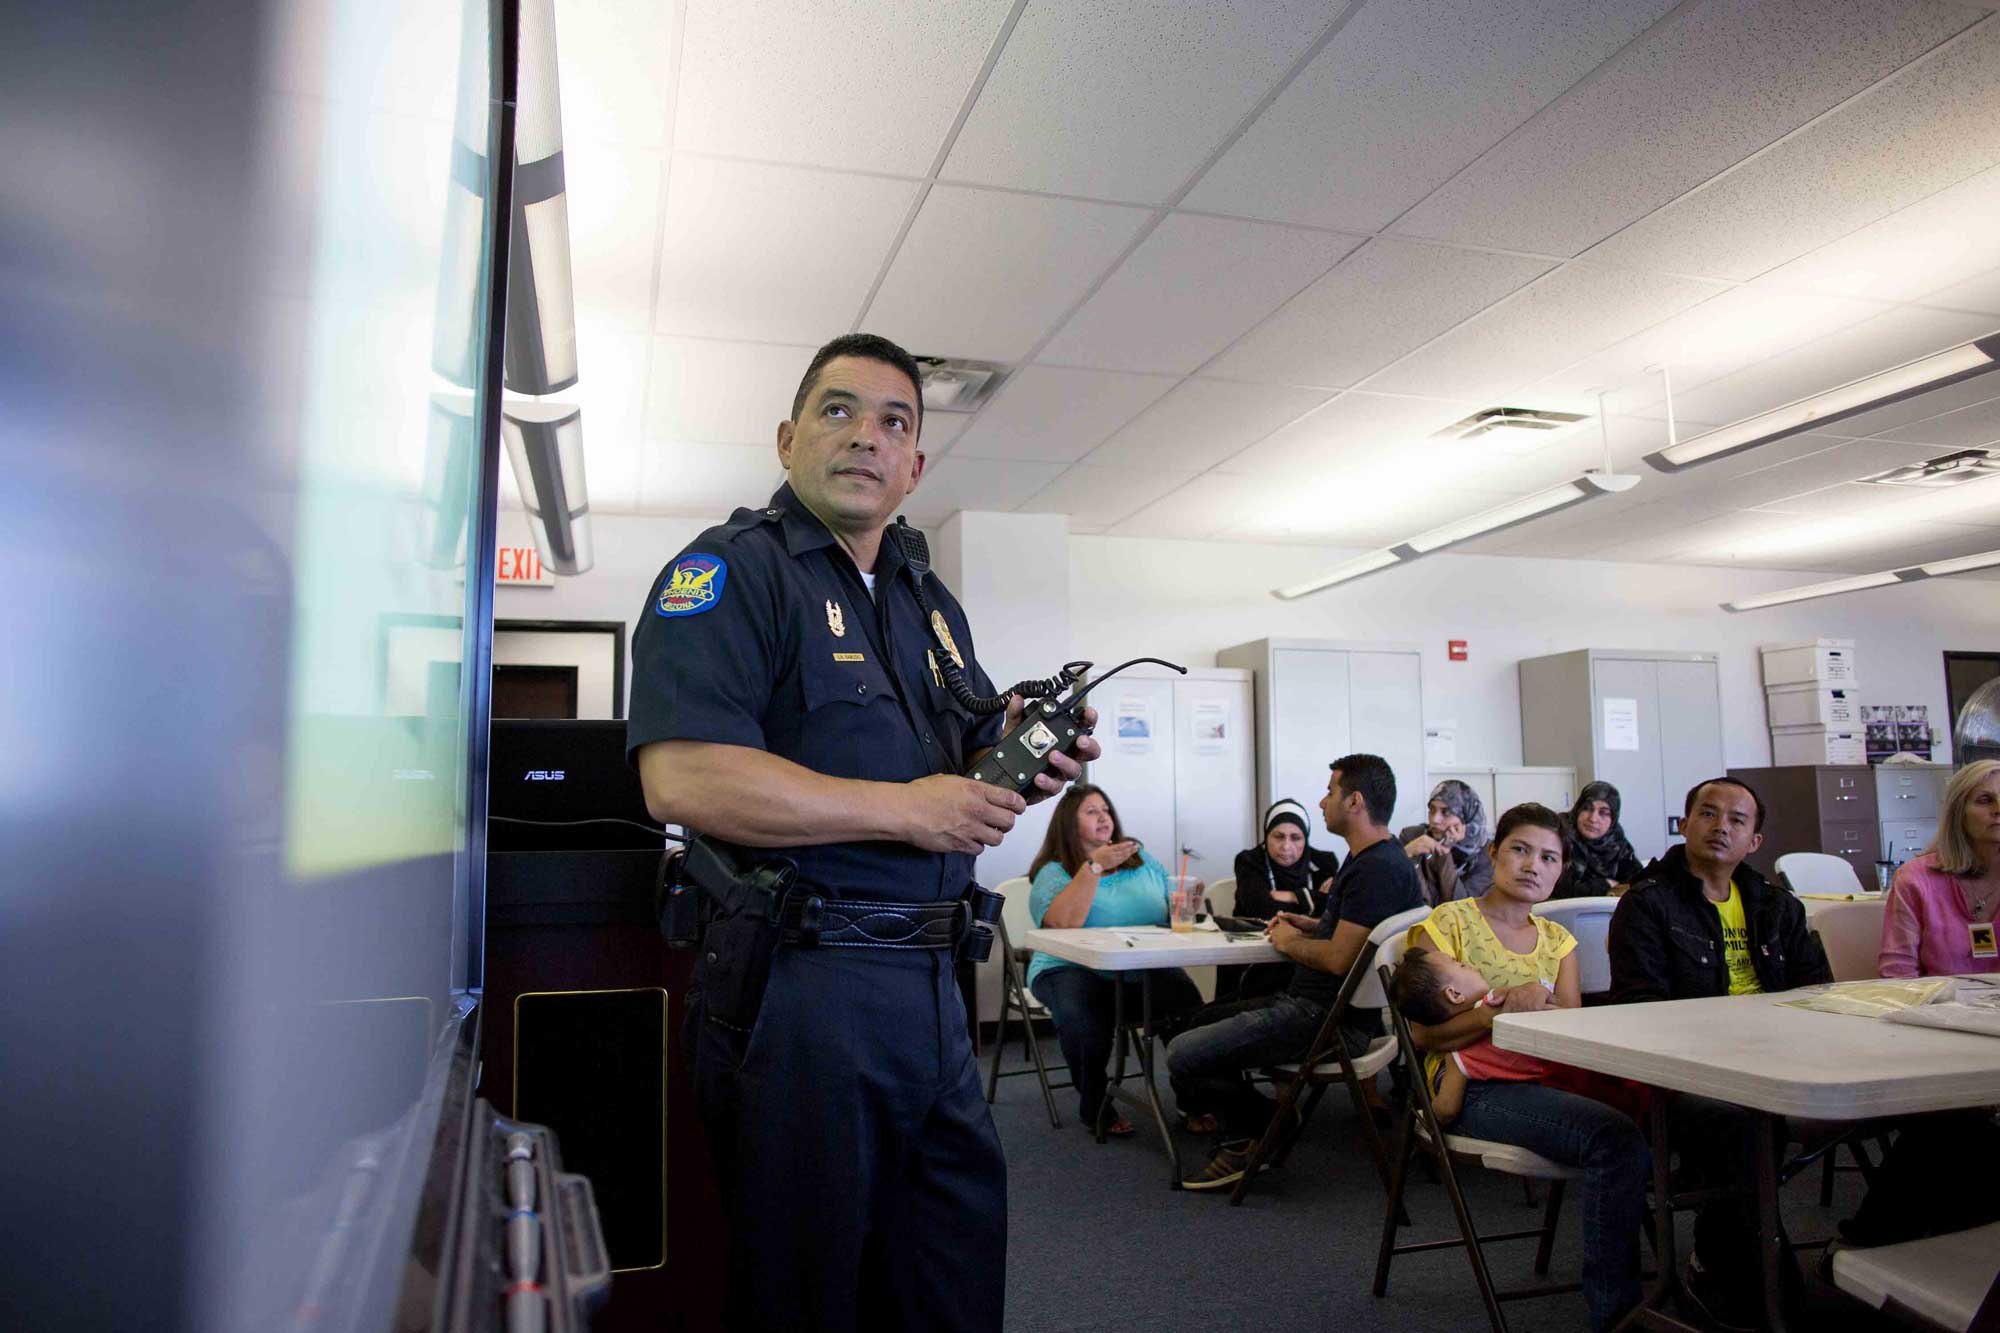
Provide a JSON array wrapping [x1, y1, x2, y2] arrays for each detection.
[[1715, 882, 1761, 996], [1409, 897, 1577, 1085]]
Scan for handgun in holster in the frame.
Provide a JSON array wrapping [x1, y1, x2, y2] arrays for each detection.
[[656, 836, 798, 1033]]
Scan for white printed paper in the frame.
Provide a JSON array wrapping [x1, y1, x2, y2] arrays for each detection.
[[1190, 699, 1229, 754], [1603, 697, 1640, 752], [1424, 724, 1457, 768], [1114, 697, 1153, 753]]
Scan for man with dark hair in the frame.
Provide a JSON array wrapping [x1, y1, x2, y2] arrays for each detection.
[[1608, 776, 1831, 1328], [1169, 753, 1423, 1189], [628, 331, 1096, 1330]]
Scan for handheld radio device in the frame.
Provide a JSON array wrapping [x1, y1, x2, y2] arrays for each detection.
[[885, 517, 1185, 796]]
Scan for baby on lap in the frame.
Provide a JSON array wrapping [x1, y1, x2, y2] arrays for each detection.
[[1389, 948, 1551, 1124]]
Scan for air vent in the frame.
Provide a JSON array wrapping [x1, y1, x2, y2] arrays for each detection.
[[915, 357, 1009, 414], [1435, 407, 1589, 442], [1858, 448, 2000, 488]]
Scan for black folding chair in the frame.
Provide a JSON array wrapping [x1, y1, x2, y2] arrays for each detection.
[[1372, 962, 1580, 1333], [984, 914, 1069, 1127]]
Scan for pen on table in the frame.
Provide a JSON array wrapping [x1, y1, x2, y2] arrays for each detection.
[[1122, 937, 1136, 947]]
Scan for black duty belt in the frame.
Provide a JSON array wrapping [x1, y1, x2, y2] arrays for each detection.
[[775, 885, 1004, 960]]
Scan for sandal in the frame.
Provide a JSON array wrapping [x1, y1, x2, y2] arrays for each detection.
[[1103, 1115, 1136, 1137], [1183, 1112, 1222, 1134]]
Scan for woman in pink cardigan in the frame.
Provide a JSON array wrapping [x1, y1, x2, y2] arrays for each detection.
[[1879, 759, 2000, 977]]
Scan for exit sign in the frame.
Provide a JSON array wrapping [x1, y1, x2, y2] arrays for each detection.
[[496, 544, 554, 587]]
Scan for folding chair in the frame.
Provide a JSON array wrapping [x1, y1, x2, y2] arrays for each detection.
[[1372, 938, 1582, 1333], [1205, 876, 1237, 919], [1830, 1220, 2000, 1332], [1777, 850, 1872, 897], [1531, 896, 1618, 1000], [1229, 904, 1431, 1205], [983, 877, 1069, 1127]]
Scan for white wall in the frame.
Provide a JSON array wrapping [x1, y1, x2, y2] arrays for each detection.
[[511, 509, 2000, 770], [1070, 534, 2000, 770]]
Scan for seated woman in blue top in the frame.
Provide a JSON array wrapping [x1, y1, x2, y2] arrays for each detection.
[[1028, 784, 1203, 1135]]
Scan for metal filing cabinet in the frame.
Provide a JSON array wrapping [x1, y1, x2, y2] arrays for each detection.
[[1875, 764, 1948, 866], [1725, 764, 1880, 883], [1519, 649, 1725, 864]]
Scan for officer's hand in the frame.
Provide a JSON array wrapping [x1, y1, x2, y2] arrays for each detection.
[[902, 775, 1025, 854], [1022, 703, 1100, 804]]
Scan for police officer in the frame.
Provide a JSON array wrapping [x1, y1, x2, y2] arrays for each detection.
[[628, 333, 1098, 1331]]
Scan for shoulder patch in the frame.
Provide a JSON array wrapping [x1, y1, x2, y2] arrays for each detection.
[[656, 553, 728, 618]]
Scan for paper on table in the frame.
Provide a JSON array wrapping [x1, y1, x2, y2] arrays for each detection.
[[1888, 981, 2000, 1037], [1779, 977, 1956, 1018]]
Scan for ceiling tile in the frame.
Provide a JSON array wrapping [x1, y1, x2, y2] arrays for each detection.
[[638, 440, 787, 517], [569, 323, 651, 510], [672, 0, 1012, 175], [1108, 472, 1293, 540], [1752, 164, 2000, 306], [1219, 484, 1528, 548], [554, 0, 680, 150], [1183, 0, 1671, 232], [1207, 239, 1553, 389], [644, 337, 814, 445], [564, 141, 664, 334], [898, 456, 1069, 523], [1713, 438, 1944, 510], [862, 186, 1153, 362], [1873, 391, 2000, 448], [1462, 494, 1716, 558], [1585, 20, 2000, 281], [1660, 305, 2000, 429], [1018, 464, 1201, 528], [1392, 0, 1979, 255], [1082, 378, 1333, 473], [1593, 508, 1769, 565], [1677, 510, 2000, 574], [1530, 281, 1882, 412], [1218, 390, 1476, 479], [917, 412, 970, 456], [940, 0, 1330, 202], [1361, 264, 1725, 402], [1038, 215, 1360, 375], [652, 156, 918, 344], [1747, 482, 1907, 519], [1921, 264, 2000, 315], [951, 365, 1177, 464]]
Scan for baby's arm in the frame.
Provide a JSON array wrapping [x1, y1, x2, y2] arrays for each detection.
[[1431, 1059, 1468, 1125]]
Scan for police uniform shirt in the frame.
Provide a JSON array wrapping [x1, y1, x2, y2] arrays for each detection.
[[627, 483, 1005, 904]]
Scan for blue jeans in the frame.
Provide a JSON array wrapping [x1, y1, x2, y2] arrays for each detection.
[[1454, 1079, 1650, 1333], [1164, 992, 1367, 1137], [1029, 965, 1202, 1125]]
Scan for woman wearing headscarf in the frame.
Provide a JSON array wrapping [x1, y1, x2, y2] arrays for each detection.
[[1221, 801, 1341, 1001], [1231, 800, 1340, 919], [1399, 779, 1493, 907], [1553, 781, 1647, 899]]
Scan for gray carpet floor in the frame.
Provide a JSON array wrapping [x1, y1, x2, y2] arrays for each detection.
[[989, 1030, 1880, 1332]]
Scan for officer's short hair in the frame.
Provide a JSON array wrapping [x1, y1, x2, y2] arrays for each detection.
[[790, 333, 924, 437], [1328, 753, 1396, 826]]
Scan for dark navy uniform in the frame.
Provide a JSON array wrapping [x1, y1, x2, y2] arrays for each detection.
[[628, 483, 1007, 1332]]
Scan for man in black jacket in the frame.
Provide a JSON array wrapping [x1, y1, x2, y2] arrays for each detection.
[[1608, 777, 1832, 1329]]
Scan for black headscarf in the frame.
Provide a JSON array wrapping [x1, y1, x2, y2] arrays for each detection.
[[1565, 781, 1641, 887], [1262, 805, 1315, 902]]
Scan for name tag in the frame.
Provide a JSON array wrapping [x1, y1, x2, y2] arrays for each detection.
[[1972, 922, 1997, 960], [832, 652, 866, 663]]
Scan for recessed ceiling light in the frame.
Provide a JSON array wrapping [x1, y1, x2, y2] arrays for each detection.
[[1858, 448, 2000, 489]]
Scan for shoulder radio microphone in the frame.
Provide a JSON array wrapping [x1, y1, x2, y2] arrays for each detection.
[[885, 516, 1185, 797]]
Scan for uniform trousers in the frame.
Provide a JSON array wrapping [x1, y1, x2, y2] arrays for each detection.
[[690, 945, 1005, 1332]]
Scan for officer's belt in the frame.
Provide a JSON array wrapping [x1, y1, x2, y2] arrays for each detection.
[[775, 894, 968, 950]]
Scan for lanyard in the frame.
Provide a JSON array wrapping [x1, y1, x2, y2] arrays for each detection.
[[1266, 856, 1316, 915]]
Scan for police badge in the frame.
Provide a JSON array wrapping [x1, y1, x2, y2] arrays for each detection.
[[826, 600, 845, 638]]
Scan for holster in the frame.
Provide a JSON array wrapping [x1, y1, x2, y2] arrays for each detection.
[[658, 836, 798, 1033]]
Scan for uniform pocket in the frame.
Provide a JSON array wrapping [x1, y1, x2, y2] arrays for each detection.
[[801, 653, 897, 712]]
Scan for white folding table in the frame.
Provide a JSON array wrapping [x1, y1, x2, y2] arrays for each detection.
[[1024, 925, 1280, 1185], [1495, 986, 2000, 1331]]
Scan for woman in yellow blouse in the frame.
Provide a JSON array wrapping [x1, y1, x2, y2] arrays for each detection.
[[1401, 804, 1650, 1333]]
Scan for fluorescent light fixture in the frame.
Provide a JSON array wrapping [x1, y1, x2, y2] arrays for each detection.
[[1272, 472, 1641, 599], [502, 401, 592, 575], [1918, 549, 2000, 578], [1274, 549, 1402, 600], [1721, 571, 1902, 613], [1722, 544, 2000, 611], [1649, 334, 2000, 473]]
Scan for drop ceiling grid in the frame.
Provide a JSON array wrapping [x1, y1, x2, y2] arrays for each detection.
[[668, 0, 1017, 176], [1017, 463, 1204, 530], [948, 364, 1178, 464], [1077, 379, 1337, 475], [1179, 0, 1676, 234], [1388, 0, 1982, 256], [1581, 14, 2000, 283], [937, 0, 1333, 203], [1034, 213, 1364, 376]]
